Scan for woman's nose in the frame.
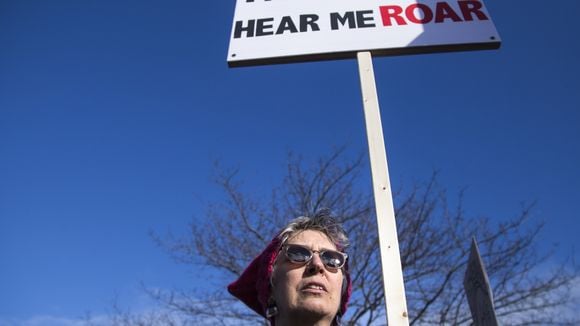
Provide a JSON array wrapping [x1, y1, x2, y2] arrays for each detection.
[[307, 253, 325, 274]]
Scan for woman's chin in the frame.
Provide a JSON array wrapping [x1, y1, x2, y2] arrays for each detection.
[[294, 299, 335, 318]]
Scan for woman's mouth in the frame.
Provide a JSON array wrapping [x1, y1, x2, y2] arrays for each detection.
[[301, 282, 327, 293]]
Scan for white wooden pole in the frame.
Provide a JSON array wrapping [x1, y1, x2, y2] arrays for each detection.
[[357, 51, 409, 326]]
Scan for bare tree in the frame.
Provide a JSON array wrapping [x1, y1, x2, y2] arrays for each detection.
[[106, 147, 578, 325]]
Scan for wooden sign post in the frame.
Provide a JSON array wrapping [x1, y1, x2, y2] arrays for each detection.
[[357, 51, 409, 325]]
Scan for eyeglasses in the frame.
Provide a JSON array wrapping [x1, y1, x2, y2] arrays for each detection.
[[283, 244, 348, 270]]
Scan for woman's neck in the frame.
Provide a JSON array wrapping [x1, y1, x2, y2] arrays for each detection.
[[274, 313, 334, 326]]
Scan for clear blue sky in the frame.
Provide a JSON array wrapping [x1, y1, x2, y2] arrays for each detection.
[[1, 0, 579, 324]]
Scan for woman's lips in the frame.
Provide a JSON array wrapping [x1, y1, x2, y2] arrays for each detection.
[[301, 281, 327, 293]]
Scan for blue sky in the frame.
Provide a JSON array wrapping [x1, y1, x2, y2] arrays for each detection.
[[1, 0, 579, 324]]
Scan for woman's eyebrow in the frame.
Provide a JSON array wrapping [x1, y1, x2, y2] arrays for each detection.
[[288, 243, 337, 252]]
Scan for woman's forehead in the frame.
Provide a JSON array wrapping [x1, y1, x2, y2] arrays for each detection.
[[285, 229, 336, 249]]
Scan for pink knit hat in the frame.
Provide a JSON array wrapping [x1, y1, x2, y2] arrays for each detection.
[[227, 235, 352, 321]]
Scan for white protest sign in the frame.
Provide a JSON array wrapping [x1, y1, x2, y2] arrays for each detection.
[[226, 2, 502, 325], [227, 0, 501, 66]]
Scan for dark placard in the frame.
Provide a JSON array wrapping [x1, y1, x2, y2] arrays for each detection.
[[463, 237, 499, 326]]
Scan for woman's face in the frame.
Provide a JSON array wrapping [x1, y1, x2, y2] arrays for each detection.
[[272, 230, 344, 324]]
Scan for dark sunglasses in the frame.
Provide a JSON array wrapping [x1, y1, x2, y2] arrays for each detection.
[[283, 244, 348, 269]]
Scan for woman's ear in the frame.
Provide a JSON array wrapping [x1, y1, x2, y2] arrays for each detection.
[[266, 297, 279, 318]]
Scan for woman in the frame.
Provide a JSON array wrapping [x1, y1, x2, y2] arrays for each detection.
[[228, 210, 351, 326]]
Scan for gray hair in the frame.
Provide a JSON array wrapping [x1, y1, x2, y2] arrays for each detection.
[[277, 209, 349, 251]]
